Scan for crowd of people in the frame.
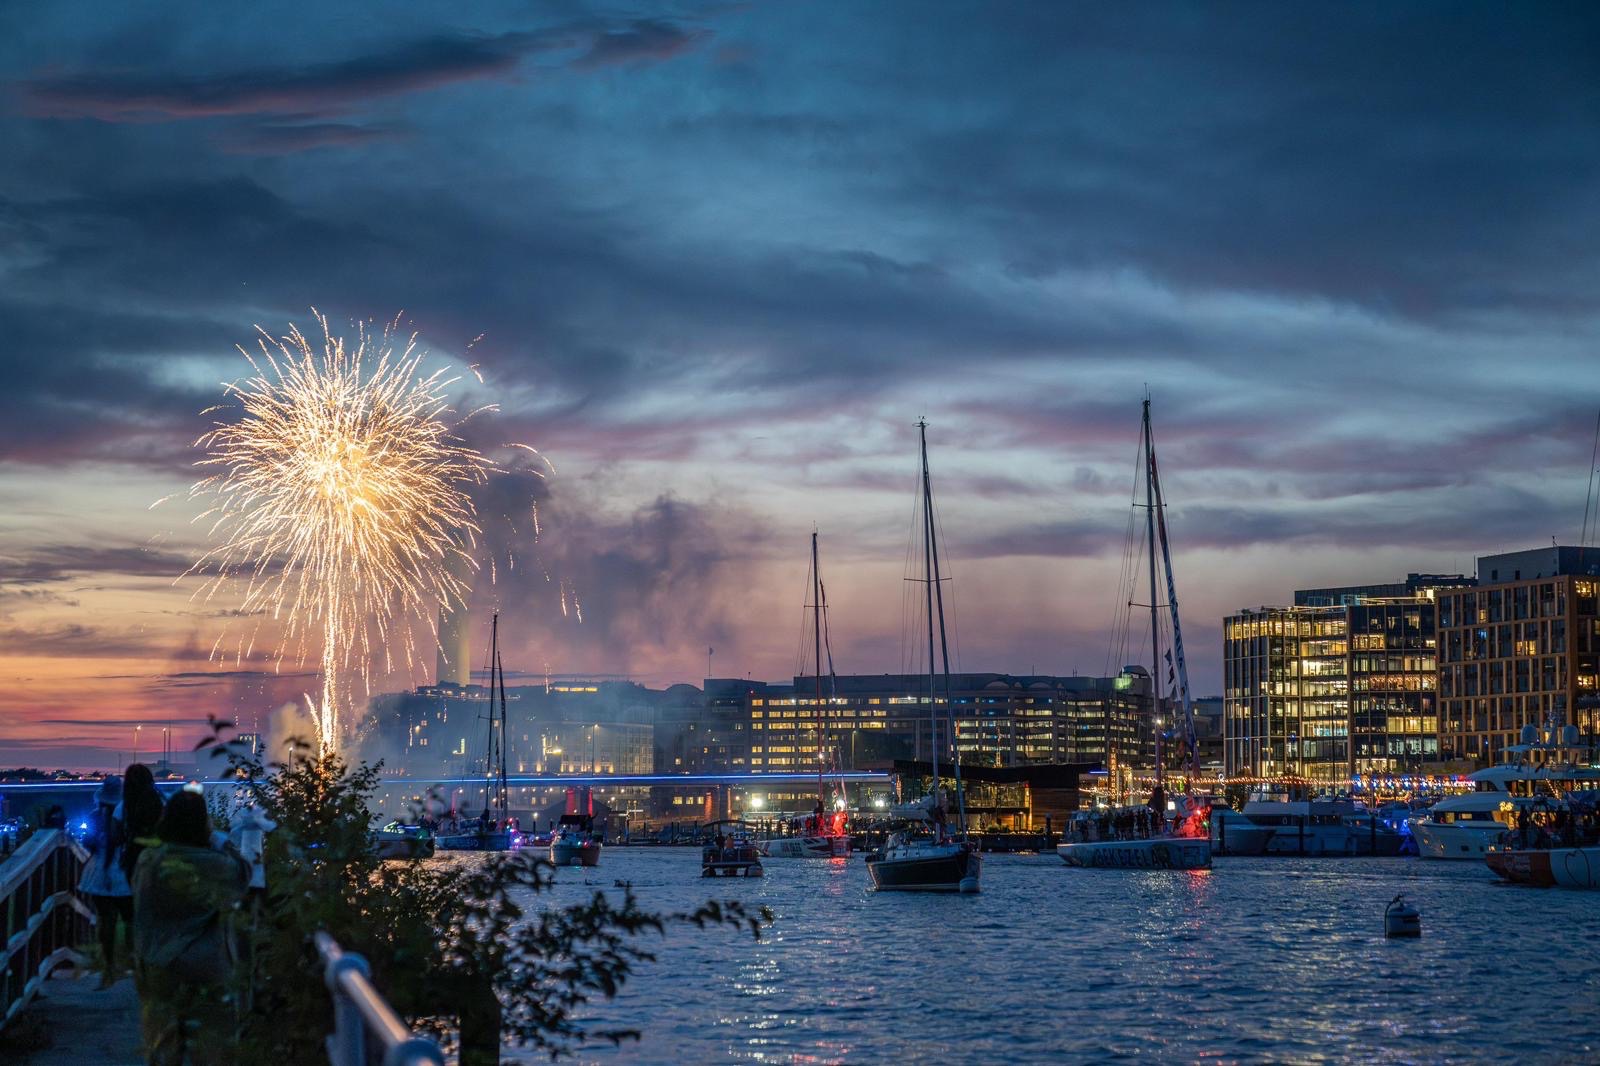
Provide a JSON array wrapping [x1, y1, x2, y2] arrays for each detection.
[[1503, 797, 1600, 851], [74, 763, 254, 1064]]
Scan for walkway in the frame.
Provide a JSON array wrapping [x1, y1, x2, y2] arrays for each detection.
[[2, 969, 141, 1065]]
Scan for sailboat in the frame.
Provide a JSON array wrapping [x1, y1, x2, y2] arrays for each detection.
[[1057, 398, 1210, 870], [436, 612, 520, 852], [866, 420, 981, 893], [763, 531, 852, 859]]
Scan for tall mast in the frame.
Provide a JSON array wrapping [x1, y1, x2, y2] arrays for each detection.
[[495, 646, 509, 820], [1144, 399, 1163, 791], [486, 612, 499, 816], [924, 427, 965, 833], [1151, 432, 1200, 783], [813, 530, 826, 809], [919, 420, 939, 790]]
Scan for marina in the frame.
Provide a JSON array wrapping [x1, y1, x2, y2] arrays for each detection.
[[531, 848, 1600, 1065]]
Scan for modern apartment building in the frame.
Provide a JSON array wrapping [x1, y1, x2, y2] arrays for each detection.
[[1437, 547, 1600, 765], [1224, 574, 1471, 782]]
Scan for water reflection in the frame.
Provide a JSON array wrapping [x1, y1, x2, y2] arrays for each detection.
[[509, 852, 1600, 1064]]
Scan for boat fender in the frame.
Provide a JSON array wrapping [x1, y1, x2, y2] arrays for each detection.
[[1384, 894, 1421, 938]]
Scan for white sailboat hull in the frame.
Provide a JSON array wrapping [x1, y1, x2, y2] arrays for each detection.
[[762, 835, 849, 858], [1058, 837, 1211, 870]]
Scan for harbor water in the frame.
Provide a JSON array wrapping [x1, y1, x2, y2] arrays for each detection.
[[497, 849, 1600, 1064]]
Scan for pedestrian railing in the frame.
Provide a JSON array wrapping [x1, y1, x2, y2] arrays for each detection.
[[316, 931, 444, 1066], [1, 828, 94, 1031]]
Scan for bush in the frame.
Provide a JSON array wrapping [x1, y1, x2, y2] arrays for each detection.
[[197, 720, 768, 1062]]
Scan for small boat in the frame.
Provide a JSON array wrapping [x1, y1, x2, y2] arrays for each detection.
[[436, 823, 518, 852], [550, 814, 602, 867], [865, 421, 980, 894], [703, 829, 765, 877], [372, 821, 435, 860], [436, 613, 520, 854], [868, 825, 980, 892], [549, 786, 602, 866]]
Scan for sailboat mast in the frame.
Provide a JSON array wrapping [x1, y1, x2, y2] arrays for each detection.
[[496, 645, 509, 820], [486, 612, 500, 816], [919, 420, 939, 790], [924, 432, 966, 834], [1152, 439, 1200, 783], [813, 530, 826, 809], [1144, 399, 1163, 791]]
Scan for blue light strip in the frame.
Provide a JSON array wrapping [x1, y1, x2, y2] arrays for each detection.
[[0, 771, 894, 793]]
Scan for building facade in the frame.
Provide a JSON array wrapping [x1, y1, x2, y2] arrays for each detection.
[[729, 669, 1157, 778], [364, 678, 656, 778], [1437, 547, 1600, 765], [1225, 574, 1468, 782]]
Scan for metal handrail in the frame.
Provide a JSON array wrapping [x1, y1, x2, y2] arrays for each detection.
[[1, 828, 95, 1031], [315, 930, 444, 1066]]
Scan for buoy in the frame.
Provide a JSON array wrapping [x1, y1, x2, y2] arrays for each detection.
[[1384, 894, 1421, 938]]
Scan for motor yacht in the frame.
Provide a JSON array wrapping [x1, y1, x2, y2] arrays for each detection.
[[1414, 724, 1600, 860]]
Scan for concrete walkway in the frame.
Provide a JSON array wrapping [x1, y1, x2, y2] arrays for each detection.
[[5, 970, 142, 1065]]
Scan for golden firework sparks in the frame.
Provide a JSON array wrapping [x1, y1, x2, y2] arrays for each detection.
[[188, 311, 490, 753]]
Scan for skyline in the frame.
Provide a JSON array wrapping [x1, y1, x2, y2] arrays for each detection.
[[5, 3, 1600, 768]]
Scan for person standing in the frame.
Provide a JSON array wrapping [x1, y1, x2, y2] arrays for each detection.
[[79, 774, 134, 988], [131, 790, 249, 1065], [119, 762, 165, 883]]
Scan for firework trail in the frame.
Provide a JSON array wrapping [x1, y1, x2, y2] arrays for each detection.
[[188, 311, 491, 753]]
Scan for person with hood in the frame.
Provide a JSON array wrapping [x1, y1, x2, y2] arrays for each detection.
[[79, 773, 134, 987], [131, 790, 248, 1064]]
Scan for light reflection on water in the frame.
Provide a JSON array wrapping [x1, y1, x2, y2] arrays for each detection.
[[505, 851, 1600, 1064]]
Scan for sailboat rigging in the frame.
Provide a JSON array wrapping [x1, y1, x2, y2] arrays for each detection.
[[866, 419, 981, 892], [762, 531, 851, 858], [1057, 398, 1210, 870], [436, 612, 519, 852]]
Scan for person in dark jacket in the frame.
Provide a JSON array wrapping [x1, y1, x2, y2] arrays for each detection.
[[79, 774, 134, 987], [132, 790, 248, 1065]]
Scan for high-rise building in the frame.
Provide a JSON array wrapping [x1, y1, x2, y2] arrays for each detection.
[[1437, 547, 1600, 765], [1224, 574, 1470, 782]]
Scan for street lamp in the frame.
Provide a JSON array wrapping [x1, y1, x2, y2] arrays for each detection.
[[133, 724, 143, 766]]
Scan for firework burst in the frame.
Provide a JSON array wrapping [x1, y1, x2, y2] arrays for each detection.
[[189, 311, 491, 752]]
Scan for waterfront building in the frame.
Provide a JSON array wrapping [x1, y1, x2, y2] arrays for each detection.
[[364, 678, 655, 778], [731, 669, 1156, 775], [1437, 547, 1600, 765], [1224, 573, 1471, 783]]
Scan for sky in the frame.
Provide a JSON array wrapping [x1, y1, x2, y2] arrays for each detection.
[[3, 3, 1600, 769]]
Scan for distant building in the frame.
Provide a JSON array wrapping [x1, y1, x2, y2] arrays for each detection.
[[364, 678, 655, 777], [735, 669, 1156, 775], [1191, 697, 1224, 774], [1224, 573, 1470, 782], [1438, 547, 1600, 765]]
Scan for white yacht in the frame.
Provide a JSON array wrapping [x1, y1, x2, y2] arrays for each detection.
[[1239, 787, 1363, 856], [1413, 724, 1600, 860], [1209, 802, 1276, 856]]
